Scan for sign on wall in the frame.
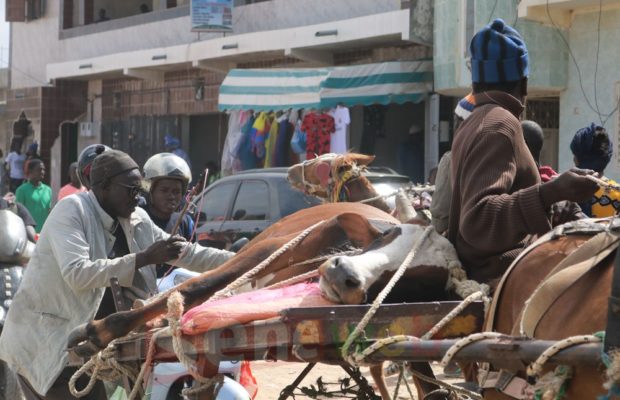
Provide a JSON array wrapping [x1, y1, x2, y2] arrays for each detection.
[[191, 0, 233, 32]]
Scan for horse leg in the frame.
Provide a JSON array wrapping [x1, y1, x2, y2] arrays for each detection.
[[369, 363, 391, 400]]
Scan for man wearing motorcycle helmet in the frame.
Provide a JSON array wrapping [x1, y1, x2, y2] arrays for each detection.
[[76, 144, 110, 190], [142, 153, 195, 277]]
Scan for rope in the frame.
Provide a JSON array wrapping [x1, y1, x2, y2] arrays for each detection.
[[209, 220, 326, 301], [354, 291, 487, 366], [340, 225, 434, 365], [408, 368, 482, 400], [439, 332, 505, 368], [68, 339, 139, 397], [526, 334, 602, 378], [266, 270, 320, 289]]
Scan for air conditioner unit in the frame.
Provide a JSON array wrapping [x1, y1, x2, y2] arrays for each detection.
[[79, 121, 101, 138]]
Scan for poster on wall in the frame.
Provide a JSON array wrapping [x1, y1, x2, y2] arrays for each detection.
[[191, 0, 233, 32]]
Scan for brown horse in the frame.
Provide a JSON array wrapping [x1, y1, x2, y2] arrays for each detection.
[[287, 153, 393, 213], [487, 221, 616, 400], [322, 218, 617, 399], [67, 202, 455, 399]]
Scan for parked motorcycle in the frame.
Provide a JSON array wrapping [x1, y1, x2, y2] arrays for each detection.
[[0, 210, 35, 400]]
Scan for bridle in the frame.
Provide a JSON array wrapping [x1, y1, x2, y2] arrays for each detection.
[[298, 154, 364, 202]]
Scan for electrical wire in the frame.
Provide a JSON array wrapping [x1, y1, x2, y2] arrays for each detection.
[[545, 0, 620, 128], [593, 0, 603, 126], [487, 0, 499, 24]]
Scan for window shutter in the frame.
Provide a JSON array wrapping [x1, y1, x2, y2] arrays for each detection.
[[6, 0, 26, 22]]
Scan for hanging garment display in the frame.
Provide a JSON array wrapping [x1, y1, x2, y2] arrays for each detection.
[[328, 105, 351, 154], [302, 112, 335, 160]]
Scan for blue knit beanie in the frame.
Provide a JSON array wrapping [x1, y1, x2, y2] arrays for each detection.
[[570, 123, 612, 173], [470, 18, 529, 84]]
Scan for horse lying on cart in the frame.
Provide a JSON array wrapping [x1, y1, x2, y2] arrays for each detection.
[[66, 196, 620, 400], [69, 152, 617, 399]]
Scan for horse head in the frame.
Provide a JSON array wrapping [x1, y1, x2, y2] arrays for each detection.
[[318, 217, 461, 304], [287, 153, 376, 202]]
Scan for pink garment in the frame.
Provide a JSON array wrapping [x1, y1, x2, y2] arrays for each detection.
[[57, 184, 86, 201], [181, 282, 336, 335]]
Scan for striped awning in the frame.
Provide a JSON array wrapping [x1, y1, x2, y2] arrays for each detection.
[[218, 61, 433, 112], [218, 68, 330, 112]]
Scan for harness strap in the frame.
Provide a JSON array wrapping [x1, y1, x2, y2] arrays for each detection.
[[519, 231, 620, 337]]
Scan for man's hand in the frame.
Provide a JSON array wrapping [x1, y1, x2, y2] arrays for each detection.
[[135, 235, 187, 269], [540, 168, 599, 208], [550, 201, 587, 227]]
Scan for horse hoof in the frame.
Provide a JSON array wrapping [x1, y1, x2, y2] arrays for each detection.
[[423, 389, 455, 400], [70, 341, 104, 358], [67, 323, 89, 349]]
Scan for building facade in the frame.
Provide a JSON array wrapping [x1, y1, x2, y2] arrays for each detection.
[[434, 0, 620, 179], [6, 0, 446, 196]]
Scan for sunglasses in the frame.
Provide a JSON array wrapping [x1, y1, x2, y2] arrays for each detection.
[[112, 181, 143, 198]]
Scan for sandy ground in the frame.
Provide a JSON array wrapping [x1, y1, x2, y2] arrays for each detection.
[[251, 360, 460, 400]]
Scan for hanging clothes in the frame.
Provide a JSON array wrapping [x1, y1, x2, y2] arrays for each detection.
[[263, 116, 280, 168], [221, 111, 249, 176], [250, 112, 270, 160], [328, 105, 350, 154], [274, 114, 294, 167], [302, 111, 335, 160], [238, 113, 258, 170]]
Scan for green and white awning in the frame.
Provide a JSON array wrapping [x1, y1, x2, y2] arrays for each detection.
[[218, 61, 433, 112]]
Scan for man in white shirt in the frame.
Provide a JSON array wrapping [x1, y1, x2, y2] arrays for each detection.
[[5, 142, 26, 193]]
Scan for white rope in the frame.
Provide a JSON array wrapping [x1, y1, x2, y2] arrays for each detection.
[[340, 225, 434, 365], [266, 270, 320, 289], [209, 220, 326, 301], [526, 334, 602, 378], [439, 332, 505, 368]]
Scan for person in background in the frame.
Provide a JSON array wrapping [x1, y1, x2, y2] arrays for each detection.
[[521, 120, 557, 182], [448, 18, 597, 285], [164, 134, 191, 168], [142, 153, 196, 277], [5, 141, 26, 193], [15, 159, 52, 234], [0, 149, 235, 399], [23, 142, 40, 176], [522, 120, 586, 225], [57, 162, 86, 201], [0, 149, 5, 195], [1, 193, 37, 242], [570, 123, 619, 217], [430, 94, 475, 235]]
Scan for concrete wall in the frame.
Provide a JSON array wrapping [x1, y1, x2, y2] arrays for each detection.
[[433, 0, 568, 95], [231, 0, 402, 34], [11, 0, 407, 89], [558, 8, 620, 180]]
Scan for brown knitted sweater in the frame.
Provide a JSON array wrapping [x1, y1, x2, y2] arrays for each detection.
[[448, 91, 551, 284]]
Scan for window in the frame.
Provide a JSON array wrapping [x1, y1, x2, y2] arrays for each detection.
[[231, 180, 269, 221], [276, 179, 320, 218], [197, 182, 236, 223], [6, 0, 26, 22]]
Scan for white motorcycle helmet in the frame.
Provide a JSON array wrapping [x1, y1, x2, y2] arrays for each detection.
[[143, 152, 192, 192], [0, 210, 31, 263]]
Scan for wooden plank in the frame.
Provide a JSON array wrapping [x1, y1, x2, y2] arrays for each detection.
[[69, 301, 484, 366]]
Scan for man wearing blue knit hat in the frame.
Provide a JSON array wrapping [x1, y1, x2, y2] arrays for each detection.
[[448, 19, 598, 285]]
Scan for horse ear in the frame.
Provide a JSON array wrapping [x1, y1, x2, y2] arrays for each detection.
[[349, 153, 375, 166], [336, 213, 382, 248]]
